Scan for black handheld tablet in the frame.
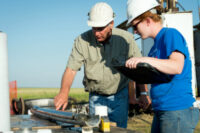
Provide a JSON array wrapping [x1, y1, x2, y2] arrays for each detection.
[[112, 59, 171, 84]]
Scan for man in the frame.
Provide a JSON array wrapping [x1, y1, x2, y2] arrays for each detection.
[[54, 2, 150, 128]]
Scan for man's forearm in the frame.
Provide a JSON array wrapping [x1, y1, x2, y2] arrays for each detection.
[[54, 67, 77, 110], [137, 84, 148, 92], [128, 80, 137, 104], [60, 67, 77, 94]]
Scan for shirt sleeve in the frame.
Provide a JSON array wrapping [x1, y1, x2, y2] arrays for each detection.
[[128, 34, 142, 58], [164, 29, 187, 58], [67, 37, 84, 71]]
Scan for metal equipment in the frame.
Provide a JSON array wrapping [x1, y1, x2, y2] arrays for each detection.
[[30, 106, 101, 127], [11, 97, 87, 115], [11, 106, 139, 133]]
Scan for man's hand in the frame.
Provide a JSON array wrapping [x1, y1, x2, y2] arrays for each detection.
[[54, 92, 69, 111], [54, 67, 77, 111], [138, 95, 151, 110]]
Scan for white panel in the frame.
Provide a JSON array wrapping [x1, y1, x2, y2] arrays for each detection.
[[0, 32, 10, 132], [162, 12, 196, 97]]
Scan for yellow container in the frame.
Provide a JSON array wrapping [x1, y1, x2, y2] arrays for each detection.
[[100, 117, 110, 132]]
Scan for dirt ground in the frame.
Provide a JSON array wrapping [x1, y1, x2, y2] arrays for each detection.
[[127, 114, 153, 133]]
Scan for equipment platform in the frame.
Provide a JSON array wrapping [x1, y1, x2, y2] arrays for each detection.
[[11, 115, 140, 133]]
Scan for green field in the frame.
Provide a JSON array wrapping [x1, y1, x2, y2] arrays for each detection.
[[17, 87, 89, 102], [16, 87, 200, 133]]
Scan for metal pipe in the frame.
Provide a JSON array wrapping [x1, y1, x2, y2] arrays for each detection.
[[0, 32, 10, 132], [167, 0, 173, 10], [167, 0, 178, 12], [30, 108, 85, 126]]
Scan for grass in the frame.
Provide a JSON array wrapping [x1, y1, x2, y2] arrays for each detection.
[[17, 87, 89, 102], [15, 87, 200, 132], [127, 114, 153, 132]]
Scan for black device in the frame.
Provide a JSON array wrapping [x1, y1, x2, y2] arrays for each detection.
[[112, 59, 171, 84]]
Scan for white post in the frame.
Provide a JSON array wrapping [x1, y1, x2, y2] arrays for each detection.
[[0, 32, 10, 132]]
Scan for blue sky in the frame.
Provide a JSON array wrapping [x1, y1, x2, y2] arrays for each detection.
[[0, 0, 199, 88]]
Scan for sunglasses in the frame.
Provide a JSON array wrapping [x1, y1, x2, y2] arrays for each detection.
[[132, 19, 143, 31]]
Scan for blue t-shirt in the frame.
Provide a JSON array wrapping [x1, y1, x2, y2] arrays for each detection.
[[148, 27, 195, 111]]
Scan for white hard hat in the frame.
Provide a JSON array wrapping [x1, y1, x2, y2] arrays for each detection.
[[88, 2, 114, 27], [127, 0, 159, 26]]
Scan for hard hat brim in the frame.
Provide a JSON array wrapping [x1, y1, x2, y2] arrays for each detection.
[[126, 17, 134, 27], [88, 19, 113, 27]]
